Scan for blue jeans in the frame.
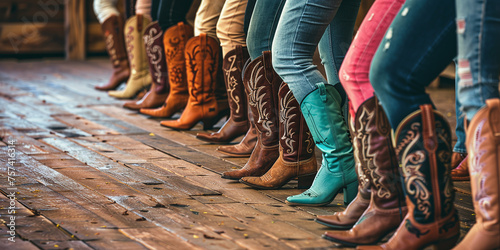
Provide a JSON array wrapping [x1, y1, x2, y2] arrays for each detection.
[[370, 0, 457, 128], [271, 0, 360, 104], [246, 0, 286, 60], [454, 58, 467, 154], [456, 0, 500, 121]]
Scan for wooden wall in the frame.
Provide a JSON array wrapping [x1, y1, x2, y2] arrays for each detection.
[[0, 0, 124, 57]]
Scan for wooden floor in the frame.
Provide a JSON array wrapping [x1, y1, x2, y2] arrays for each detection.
[[0, 59, 474, 250]]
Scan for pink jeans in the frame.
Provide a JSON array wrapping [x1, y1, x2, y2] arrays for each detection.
[[339, 0, 405, 118]]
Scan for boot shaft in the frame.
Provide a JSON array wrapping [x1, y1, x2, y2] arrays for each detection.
[[101, 15, 128, 66], [355, 97, 404, 207], [466, 98, 500, 231], [394, 105, 454, 224], [223, 46, 250, 122], [184, 34, 219, 105], [143, 21, 168, 93], [243, 51, 280, 147], [278, 82, 315, 163], [125, 15, 151, 73], [163, 22, 193, 96]]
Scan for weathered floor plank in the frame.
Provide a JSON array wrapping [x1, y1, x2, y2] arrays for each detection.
[[0, 59, 473, 249]]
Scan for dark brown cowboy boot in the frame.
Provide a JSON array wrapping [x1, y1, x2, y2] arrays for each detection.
[[96, 15, 130, 91], [322, 96, 407, 246], [239, 82, 317, 189], [196, 46, 251, 143], [358, 105, 459, 250], [221, 51, 280, 179], [217, 106, 258, 157], [124, 21, 169, 110]]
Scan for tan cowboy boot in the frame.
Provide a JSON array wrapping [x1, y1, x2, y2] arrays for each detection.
[[451, 153, 469, 181], [454, 99, 500, 250], [124, 21, 169, 110], [109, 15, 152, 99]]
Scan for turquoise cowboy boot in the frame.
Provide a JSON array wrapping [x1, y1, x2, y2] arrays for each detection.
[[286, 83, 357, 206]]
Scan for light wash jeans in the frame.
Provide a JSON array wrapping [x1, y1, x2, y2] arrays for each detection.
[[271, 0, 360, 105], [456, 0, 500, 121]]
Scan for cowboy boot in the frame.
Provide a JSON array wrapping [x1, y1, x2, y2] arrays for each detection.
[[109, 15, 152, 99], [140, 22, 193, 118], [217, 106, 258, 157], [322, 97, 407, 246], [454, 99, 500, 250], [358, 105, 460, 250], [160, 34, 220, 130], [451, 153, 469, 181], [124, 21, 169, 110], [221, 51, 280, 179], [315, 97, 374, 229], [95, 15, 130, 91], [239, 82, 317, 189], [196, 46, 251, 143], [285, 83, 357, 206]]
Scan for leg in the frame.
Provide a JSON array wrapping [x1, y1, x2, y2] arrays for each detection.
[[157, 0, 195, 30], [93, 0, 120, 23], [454, 0, 500, 248], [272, 0, 360, 206], [135, 0, 152, 20], [194, 0, 226, 42], [246, 0, 286, 59]]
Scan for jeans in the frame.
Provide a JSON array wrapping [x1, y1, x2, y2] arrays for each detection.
[[454, 58, 467, 154], [370, 0, 456, 128], [153, 0, 193, 30], [339, 0, 404, 118], [272, 0, 360, 104], [456, 0, 500, 121], [246, 0, 286, 60]]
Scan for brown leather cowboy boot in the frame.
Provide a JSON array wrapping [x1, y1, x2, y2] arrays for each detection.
[[124, 21, 169, 110], [451, 152, 469, 181], [140, 22, 193, 118], [196, 46, 251, 143], [239, 82, 317, 189], [315, 99, 374, 229], [217, 106, 258, 157], [160, 34, 220, 130], [95, 15, 130, 91], [358, 105, 460, 250], [221, 51, 280, 179], [322, 96, 407, 246], [454, 99, 500, 250]]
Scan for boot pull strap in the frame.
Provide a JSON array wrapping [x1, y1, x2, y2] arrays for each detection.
[[137, 15, 143, 32], [200, 33, 207, 60], [317, 82, 327, 102], [262, 51, 274, 83], [374, 95, 390, 136], [486, 99, 500, 138], [420, 104, 437, 151]]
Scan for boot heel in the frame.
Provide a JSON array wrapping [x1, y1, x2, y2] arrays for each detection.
[[297, 173, 315, 189], [429, 234, 459, 250], [343, 181, 358, 205]]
